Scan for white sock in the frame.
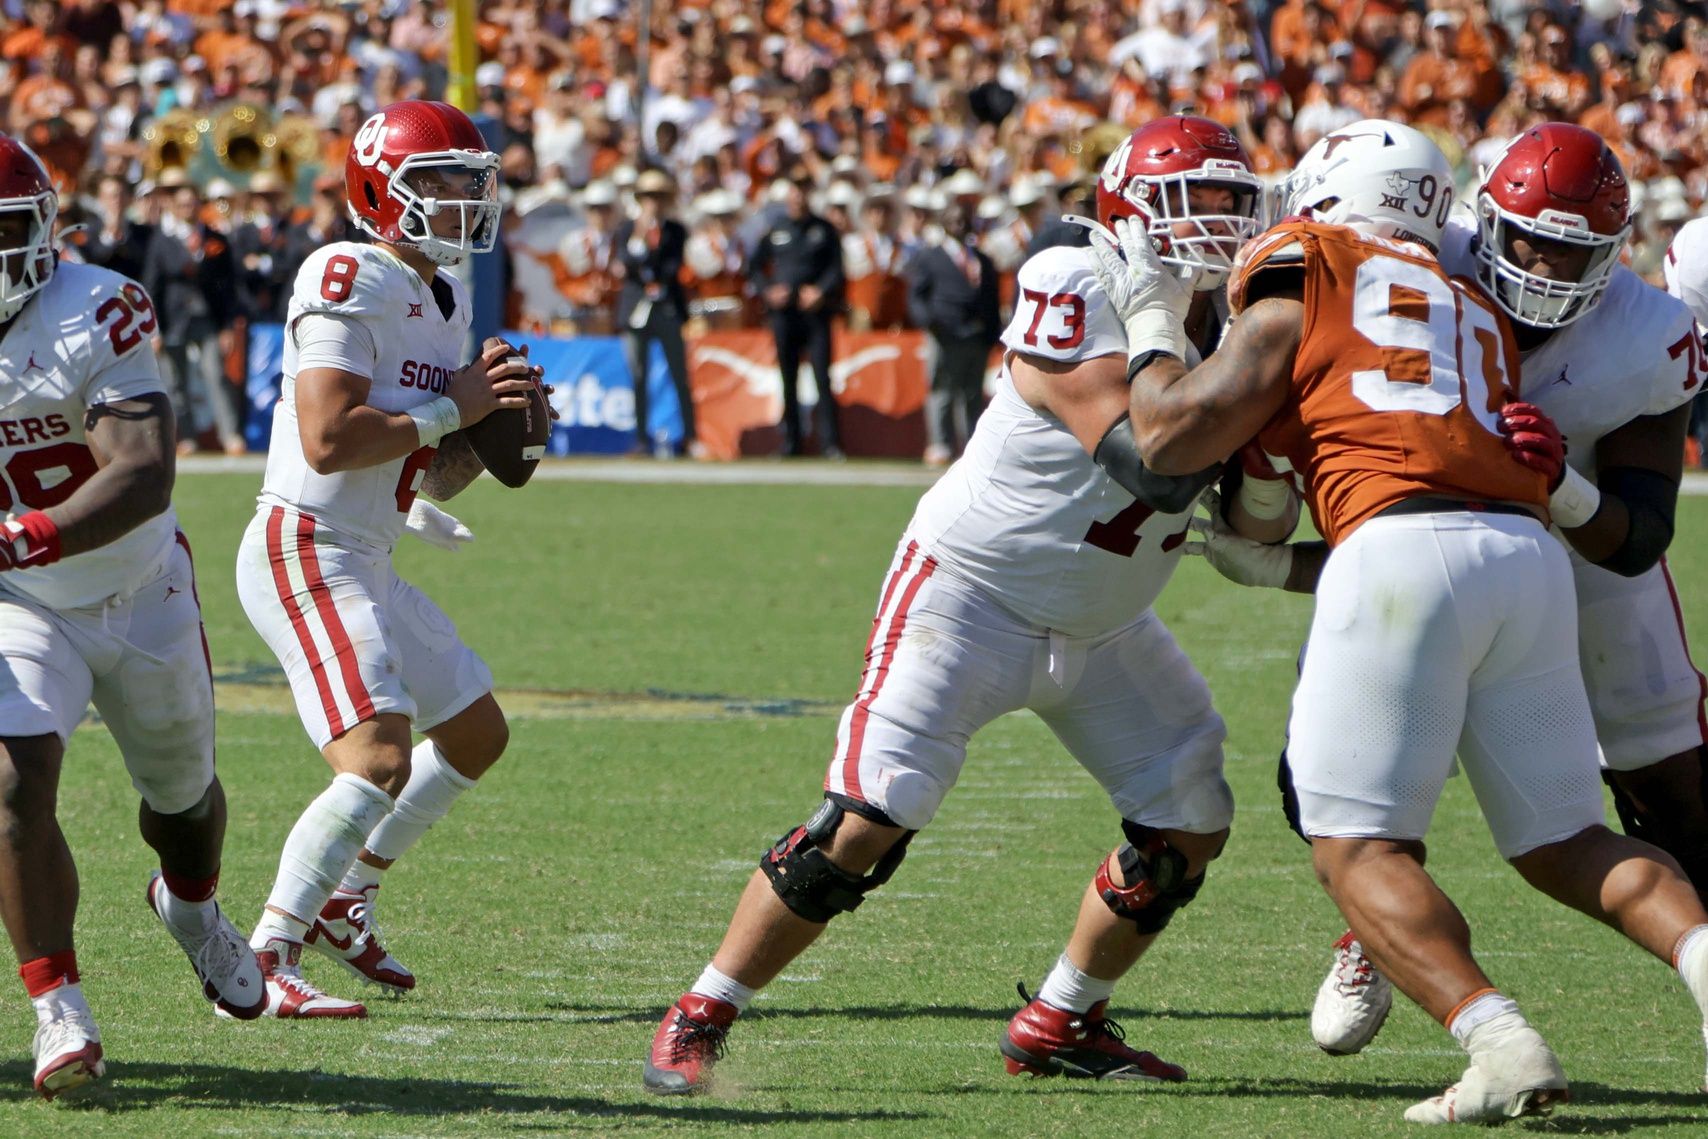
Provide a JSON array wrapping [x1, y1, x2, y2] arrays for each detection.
[[157, 886, 217, 935], [253, 773, 393, 949], [690, 963, 757, 1012], [1035, 952, 1117, 1014], [1675, 924, 1708, 1006], [339, 858, 382, 896], [352, 742, 475, 876], [32, 981, 91, 1027], [1449, 990, 1522, 1048]]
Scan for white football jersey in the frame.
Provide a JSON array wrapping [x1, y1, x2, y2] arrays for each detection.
[[1441, 220, 1703, 477], [1663, 216, 1708, 330], [261, 242, 472, 549], [906, 245, 1201, 637], [0, 261, 177, 608]]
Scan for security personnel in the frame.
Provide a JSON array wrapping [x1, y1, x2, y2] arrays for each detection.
[[751, 170, 845, 458], [906, 205, 1000, 466]]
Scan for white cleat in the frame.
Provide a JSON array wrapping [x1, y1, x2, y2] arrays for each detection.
[[1404, 1016, 1569, 1125], [308, 886, 415, 994], [147, 874, 265, 1020], [218, 938, 367, 1020], [32, 1003, 104, 1101], [1312, 930, 1393, 1055]]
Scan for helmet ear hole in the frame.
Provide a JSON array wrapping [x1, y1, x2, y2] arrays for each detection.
[[364, 182, 379, 210]]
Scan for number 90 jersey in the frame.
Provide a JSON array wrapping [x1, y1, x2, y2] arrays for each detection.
[[260, 242, 471, 550], [1231, 220, 1546, 546], [905, 244, 1200, 638], [0, 261, 177, 608]]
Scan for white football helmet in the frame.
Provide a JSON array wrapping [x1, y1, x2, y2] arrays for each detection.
[[1281, 120, 1456, 250]]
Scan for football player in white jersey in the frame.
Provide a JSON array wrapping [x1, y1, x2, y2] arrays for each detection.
[[1184, 123, 1708, 1077], [232, 101, 539, 1017], [0, 138, 264, 1098], [644, 117, 1279, 1096]]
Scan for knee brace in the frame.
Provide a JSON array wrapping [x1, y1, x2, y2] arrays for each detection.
[[760, 795, 913, 924], [1095, 820, 1205, 935], [1604, 752, 1708, 893]]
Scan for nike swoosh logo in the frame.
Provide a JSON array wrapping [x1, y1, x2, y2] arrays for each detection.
[[316, 924, 353, 952]]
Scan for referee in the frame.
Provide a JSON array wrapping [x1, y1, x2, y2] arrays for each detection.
[[752, 170, 845, 458]]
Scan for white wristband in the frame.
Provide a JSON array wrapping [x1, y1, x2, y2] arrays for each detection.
[[1548, 465, 1602, 529], [408, 396, 461, 447], [1123, 307, 1189, 366], [1236, 475, 1294, 521]]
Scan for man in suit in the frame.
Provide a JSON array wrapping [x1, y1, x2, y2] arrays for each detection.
[[751, 170, 845, 458], [907, 205, 1001, 467], [79, 173, 152, 282], [614, 169, 697, 457]]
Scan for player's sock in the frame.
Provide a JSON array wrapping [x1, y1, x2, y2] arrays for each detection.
[[1035, 951, 1117, 1014], [689, 963, 756, 1012], [344, 742, 474, 884], [19, 951, 79, 1005], [1446, 988, 1521, 1048], [254, 773, 393, 948], [156, 870, 220, 933]]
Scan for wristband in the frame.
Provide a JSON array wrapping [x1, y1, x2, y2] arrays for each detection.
[[1122, 307, 1189, 365], [2, 511, 62, 568], [1548, 465, 1602, 530], [407, 396, 461, 447], [1235, 474, 1294, 521]]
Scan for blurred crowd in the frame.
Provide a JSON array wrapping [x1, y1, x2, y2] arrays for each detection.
[[12, 0, 1708, 457]]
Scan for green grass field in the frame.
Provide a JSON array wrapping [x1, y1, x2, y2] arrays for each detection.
[[13, 468, 1708, 1136]]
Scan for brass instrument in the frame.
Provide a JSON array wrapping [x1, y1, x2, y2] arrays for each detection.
[[143, 102, 324, 202], [141, 108, 203, 181], [1072, 121, 1131, 179]]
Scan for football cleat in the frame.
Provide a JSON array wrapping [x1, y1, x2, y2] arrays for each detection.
[[1001, 983, 1187, 1082], [1312, 930, 1394, 1055], [643, 993, 738, 1095], [1404, 1016, 1569, 1124], [32, 1002, 103, 1101], [147, 873, 266, 1020], [308, 886, 415, 994], [220, 939, 367, 1019]]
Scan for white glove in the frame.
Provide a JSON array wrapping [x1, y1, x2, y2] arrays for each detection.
[[404, 499, 475, 552], [1070, 214, 1195, 364], [1185, 490, 1293, 589]]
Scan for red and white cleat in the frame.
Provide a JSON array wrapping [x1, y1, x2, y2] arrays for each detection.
[[1312, 930, 1394, 1055], [221, 939, 367, 1019], [147, 873, 265, 1020], [643, 993, 738, 1095], [33, 1003, 103, 1101], [1001, 984, 1186, 1082], [308, 886, 415, 994]]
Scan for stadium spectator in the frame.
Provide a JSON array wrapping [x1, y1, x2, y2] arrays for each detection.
[[78, 171, 152, 283], [906, 204, 999, 468], [230, 171, 294, 323], [614, 168, 696, 458], [751, 169, 844, 458]]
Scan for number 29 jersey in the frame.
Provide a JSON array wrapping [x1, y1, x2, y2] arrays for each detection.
[[1231, 219, 1545, 546], [0, 261, 177, 608], [905, 244, 1202, 638], [260, 242, 471, 550]]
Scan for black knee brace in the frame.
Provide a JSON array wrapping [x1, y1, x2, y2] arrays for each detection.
[[760, 795, 913, 923], [1604, 752, 1708, 895], [1095, 820, 1205, 935]]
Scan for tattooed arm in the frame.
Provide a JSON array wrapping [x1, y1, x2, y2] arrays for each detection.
[[420, 429, 485, 501]]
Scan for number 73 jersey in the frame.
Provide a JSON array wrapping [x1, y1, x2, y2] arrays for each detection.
[[0, 261, 178, 608], [261, 242, 471, 550], [1231, 220, 1546, 546], [905, 243, 1201, 638]]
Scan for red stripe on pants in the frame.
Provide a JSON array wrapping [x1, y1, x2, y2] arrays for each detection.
[[266, 507, 345, 737], [1659, 556, 1708, 745], [838, 550, 936, 800], [292, 513, 376, 727]]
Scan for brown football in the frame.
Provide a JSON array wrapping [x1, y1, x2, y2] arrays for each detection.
[[464, 357, 550, 488]]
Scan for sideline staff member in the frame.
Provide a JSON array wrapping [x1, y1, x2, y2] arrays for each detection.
[[752, 169, 845, 458]]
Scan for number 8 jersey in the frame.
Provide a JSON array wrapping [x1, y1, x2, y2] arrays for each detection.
[[260, 242, 471, 549], [0, 261, 177, 608], [905, 243, 1203, 637], [1231, 219, 1546, 546]]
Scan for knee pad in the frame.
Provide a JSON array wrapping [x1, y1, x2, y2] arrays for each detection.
[[1604, 752, 1708, 892], [1277, 745, 1312, 846], [1095, 820, 1205, 935], [760, 796, 913, 924]]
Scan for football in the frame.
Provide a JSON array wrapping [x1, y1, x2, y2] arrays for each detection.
[[464, 353, 550, 488]]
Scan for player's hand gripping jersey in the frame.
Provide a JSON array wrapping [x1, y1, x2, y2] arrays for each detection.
[[0, 261, 177, 607], [1230, 219, 1546, 545], [905, 244, 1206, 637], [260, 242, 471, 549]]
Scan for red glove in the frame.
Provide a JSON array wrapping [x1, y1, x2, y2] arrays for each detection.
[[1497, 402, 1565, 489], [0, 512, 61, 571]]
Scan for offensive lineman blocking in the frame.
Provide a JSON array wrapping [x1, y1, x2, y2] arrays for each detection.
[[0, 137, 262, 1098], [234, 101, 538, 1016]]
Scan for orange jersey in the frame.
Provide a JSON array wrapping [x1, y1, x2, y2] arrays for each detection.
[[1229, 220, 1545, 545]]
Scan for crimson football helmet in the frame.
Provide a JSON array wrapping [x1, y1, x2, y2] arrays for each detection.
[[1474, 123, 1631, 329], [1095, 115, 1262, 289], [345, 101, 501, 267], [0, 136, 57, 322]]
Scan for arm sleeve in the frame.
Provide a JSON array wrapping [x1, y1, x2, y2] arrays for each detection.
[[292, 312, 380, 377]]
